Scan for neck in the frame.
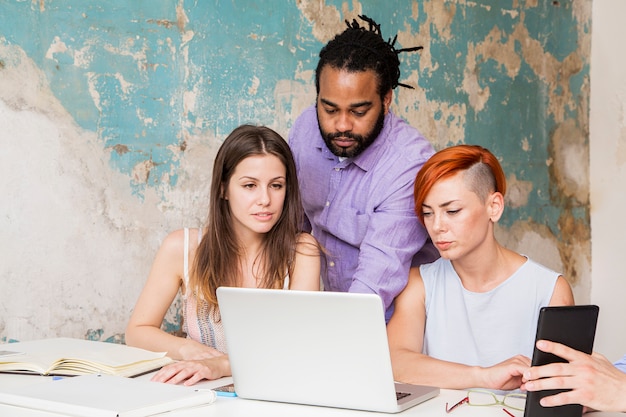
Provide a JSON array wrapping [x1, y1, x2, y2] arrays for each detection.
[[451, 242, 523, 292], [234, 231, 266, 288]]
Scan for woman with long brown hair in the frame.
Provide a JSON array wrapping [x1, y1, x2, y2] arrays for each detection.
[[126, 125, 321, 385]]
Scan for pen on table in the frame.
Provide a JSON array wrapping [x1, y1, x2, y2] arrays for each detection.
[[214, 390, 237, 397], [502, 408, 515, 417]]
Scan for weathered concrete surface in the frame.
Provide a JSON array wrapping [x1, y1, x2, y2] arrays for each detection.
[[0, 0, 592, 342]]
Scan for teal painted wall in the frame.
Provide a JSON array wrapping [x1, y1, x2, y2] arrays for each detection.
[[0, 0, 591, 342]]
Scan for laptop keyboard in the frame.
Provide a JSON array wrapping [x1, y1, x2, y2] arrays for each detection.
[[396, 391, 411, 401]]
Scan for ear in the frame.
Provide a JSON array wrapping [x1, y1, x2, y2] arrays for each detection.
[[221, 184, 228, 200], [487, 192, 504, 222], [383, 90, 393, 114]]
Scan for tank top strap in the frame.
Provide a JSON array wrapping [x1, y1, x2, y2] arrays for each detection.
[[183, 227, 204, 288], [183, 228, 190, 287]]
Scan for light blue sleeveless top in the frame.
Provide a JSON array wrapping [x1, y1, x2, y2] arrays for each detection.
[[421, 257, 559, 367]]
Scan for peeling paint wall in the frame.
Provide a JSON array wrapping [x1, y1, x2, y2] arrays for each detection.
[[0, 0, 592, 343]]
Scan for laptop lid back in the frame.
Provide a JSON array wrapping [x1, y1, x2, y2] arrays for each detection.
[[217, 288, 413, 413]]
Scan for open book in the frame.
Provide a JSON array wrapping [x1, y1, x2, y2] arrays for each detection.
[[0, 337, 174, 377]]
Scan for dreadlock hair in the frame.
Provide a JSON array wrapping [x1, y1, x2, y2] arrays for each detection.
[[315, 14, 423, 101]]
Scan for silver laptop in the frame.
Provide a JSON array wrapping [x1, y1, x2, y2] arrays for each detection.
[[216, 287, 439, 413]]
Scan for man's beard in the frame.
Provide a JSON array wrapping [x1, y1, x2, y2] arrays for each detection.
[[319, 108, 385, 158]]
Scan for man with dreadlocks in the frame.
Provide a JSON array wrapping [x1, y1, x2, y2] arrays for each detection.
[[288, 15, 438, 322]]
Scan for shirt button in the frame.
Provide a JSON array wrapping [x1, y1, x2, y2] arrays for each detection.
[[325, 201, 330, 207], [329, 261, 335, 267]]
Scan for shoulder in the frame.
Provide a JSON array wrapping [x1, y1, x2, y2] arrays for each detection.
[[519, 257, 574, 306], [396, 267, 426, 307], [417, 258, 453, 294], [296, 105, 316, 120], [520, 258, 565, 288], [419, 257, 448, 278], [364, 113, 433, 179], [522, 257, 560, 275], [295, 105, 317, 122], [384, 111, 434, 162], [159, 229, 186, 253], [147, 229, 188, 283], [549, 275, 575, 306], [295, 232, 321, 257], [157, 228, 201, 260], [288, 106, 318, 145]]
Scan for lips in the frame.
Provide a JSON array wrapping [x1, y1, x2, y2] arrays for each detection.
[[253, 212, 274, 221], [435, 241, 452, 251], [332, 137, 356, 148]]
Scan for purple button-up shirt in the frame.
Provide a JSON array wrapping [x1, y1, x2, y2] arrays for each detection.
[[289, 105, 437, 321]]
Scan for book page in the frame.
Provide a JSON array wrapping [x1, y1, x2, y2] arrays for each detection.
[[0, 338, 173, 377]]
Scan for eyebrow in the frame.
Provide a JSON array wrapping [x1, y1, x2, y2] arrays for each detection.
[[238, 176, 286, 182], [319, 98, 373, 109], [422, 200, 459, 209]]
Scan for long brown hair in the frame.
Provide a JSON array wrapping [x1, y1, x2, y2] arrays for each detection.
[[189, 125, 304, 307]]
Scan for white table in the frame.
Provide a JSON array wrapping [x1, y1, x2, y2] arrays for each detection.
[[0, 373, 620, 416]]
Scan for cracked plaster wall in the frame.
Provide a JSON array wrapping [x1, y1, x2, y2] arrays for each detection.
[[0, 0, 596, 345]]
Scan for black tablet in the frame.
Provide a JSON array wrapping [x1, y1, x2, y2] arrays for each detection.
[[523, 305, 599, 417]]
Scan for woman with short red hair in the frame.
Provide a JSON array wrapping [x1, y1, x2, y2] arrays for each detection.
[[387, 145, 574, 391]]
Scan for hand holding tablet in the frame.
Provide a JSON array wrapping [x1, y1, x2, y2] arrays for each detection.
[[523, 305, 599, 417]]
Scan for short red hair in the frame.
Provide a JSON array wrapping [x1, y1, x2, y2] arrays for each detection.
[[413, 145, 506, 224]]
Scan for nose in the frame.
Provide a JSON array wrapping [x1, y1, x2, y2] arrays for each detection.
[[335, 111, 353, 133], [257, 186, 270, 206], [430, 212, 446, 233]]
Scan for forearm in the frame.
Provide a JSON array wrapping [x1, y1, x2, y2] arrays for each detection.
[[125, 323, 198, 360], [350, 215, 429, 312], [391, 348, 483, 389], [349, 244, 416, 315]]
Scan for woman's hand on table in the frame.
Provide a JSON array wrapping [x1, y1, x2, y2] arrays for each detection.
[[151, 354, 231, 386]]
